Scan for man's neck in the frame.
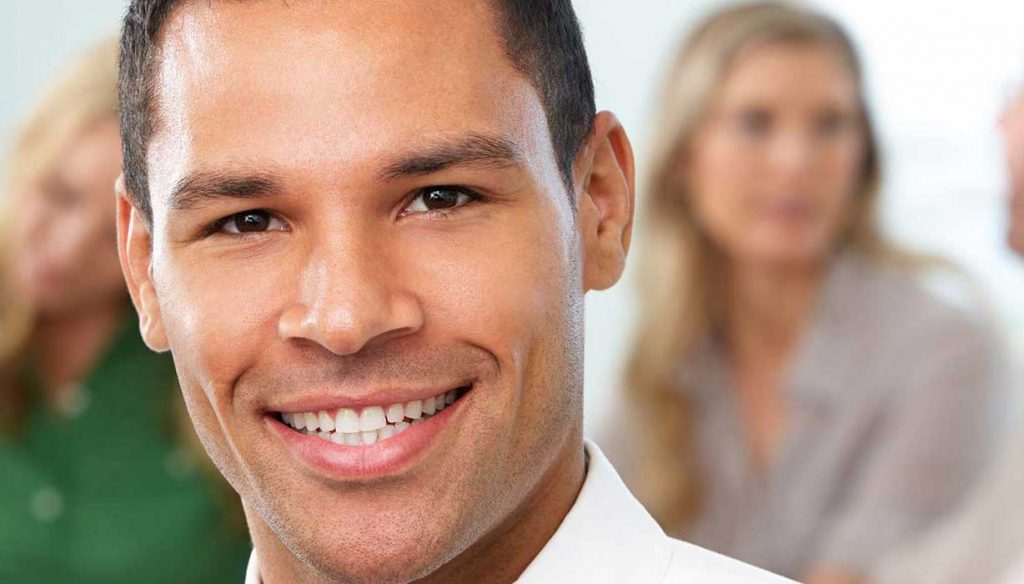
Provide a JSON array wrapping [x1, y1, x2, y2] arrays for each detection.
[[420, 429, 587, 583]]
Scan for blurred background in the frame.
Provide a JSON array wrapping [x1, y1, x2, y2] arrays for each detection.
[[574, 0, 1024, 432], [4, 0, 1023, 432]]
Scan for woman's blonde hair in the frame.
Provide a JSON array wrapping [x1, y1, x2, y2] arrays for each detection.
[[0, 38, 121, 430], [624, 1, 908, 531], [0, 41, 245, 530]]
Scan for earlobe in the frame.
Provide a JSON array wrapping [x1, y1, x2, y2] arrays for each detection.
[[116, 177, 170, 352], [578, 112, 636, 292]]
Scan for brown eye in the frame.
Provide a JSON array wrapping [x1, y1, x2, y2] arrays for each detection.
[[405, 187, 475, 214], [220, 210, 285, 234], [424, 189, 461, 209]]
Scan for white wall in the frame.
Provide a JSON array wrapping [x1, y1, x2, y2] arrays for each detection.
[[1, 0, 127, 141], [4, 1, 1022, 433]]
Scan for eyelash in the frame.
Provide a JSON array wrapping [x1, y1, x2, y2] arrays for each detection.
[[202, 211, 283, 238], [400, 185, 484, 219], [201, 185, 485, 237]]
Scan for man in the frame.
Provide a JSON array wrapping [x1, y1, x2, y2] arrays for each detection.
[[115, 1, 786, 581]]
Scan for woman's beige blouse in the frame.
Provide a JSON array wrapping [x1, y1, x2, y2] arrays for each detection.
[[607, 252, 999, 579]]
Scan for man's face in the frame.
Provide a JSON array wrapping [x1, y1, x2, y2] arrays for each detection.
[[119, 1, 624, 581]]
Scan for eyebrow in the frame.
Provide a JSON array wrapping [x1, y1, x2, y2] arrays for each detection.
[[169, 169, 285, 211], [378, 133, 525, 181], [167, 133, 524, 211]]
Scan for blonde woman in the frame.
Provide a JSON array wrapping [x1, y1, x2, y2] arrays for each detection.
[[0, 39, 249, 582], [608, 3, 998, 583]]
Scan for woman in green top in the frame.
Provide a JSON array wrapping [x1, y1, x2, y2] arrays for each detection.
[[0, 38, 250, 583]]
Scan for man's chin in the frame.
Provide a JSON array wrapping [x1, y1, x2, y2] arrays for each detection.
[[244, 471, 479, 577], [253, 494, 471, 583]]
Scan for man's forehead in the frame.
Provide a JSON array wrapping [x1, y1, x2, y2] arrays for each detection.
[[147, 0, 556, 204], [156, 0, 509, 90]]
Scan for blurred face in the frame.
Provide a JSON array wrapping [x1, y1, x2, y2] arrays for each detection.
[[12, 120, 124, 316], [118, 1, 632, 582], [1001, 88, 1024, 255], [687, 42, 867, 267]]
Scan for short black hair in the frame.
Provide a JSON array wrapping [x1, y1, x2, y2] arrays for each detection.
[[118, 0, 596, 220]]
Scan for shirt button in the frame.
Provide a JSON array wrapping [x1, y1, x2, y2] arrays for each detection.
[[30, 487, 64, 523]]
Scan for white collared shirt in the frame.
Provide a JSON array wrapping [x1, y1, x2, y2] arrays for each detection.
[[246, 441, 790, 583]]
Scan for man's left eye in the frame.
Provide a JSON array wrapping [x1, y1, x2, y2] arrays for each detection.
[[404, 187, 475, 214], [218, 210, 287, 235]]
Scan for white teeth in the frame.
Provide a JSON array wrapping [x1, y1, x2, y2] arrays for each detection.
[[386, 403, 404, 424], [360, 406, 387, 432], [283, 387, 466, 445], [304, 412, 319, 431], [319, 411, 335, 432], [405, 400, 423, 419], [336, 408, 360, 433]]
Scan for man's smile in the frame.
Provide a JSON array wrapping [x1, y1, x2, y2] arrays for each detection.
[[265, 383, 476, 481], [277, 386, 471, 446]]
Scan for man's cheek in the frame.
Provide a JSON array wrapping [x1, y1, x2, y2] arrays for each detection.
[[159, 262, 280, 384], [430, 233, 564, 335]]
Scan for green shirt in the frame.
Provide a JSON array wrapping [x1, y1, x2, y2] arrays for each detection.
[[0, 314, 250, 583]]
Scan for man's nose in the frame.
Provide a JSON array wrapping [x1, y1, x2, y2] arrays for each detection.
[[277, 236, 424, 356]]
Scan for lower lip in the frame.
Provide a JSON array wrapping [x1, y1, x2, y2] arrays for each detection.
[[267, 393, 468, 481]]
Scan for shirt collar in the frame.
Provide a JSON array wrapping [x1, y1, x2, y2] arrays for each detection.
[[515, 439, 675, 582], [245, 440, 674, 583]]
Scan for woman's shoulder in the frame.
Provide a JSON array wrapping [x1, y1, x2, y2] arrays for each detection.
[[826, 251, 995, 346]]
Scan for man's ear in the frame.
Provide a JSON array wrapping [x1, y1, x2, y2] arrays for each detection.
[[576, 111, 636, 291], [116, 175, 170, 352]]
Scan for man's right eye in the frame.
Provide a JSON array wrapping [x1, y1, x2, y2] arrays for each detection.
[[216, 210, 287, 235]]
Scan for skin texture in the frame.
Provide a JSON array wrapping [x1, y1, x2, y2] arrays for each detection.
[[116, 2, 634, 583], [685, 43, 867, 584], [1001, 88, 1024, 255]]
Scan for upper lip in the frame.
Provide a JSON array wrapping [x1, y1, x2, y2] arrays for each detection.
[[265, 382, 472, 414]]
